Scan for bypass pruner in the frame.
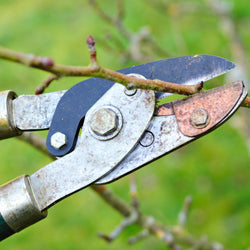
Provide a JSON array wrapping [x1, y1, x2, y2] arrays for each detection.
[[0, 55, 247, 240]]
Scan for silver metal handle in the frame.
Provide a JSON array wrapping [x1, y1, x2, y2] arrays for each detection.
[[0, 175, 47, 240], [0, 90, 21, 139]]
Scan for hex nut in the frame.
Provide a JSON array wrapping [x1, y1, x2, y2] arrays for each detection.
[[90, 108, 117, 136], [190, 108, 209, 128], [50, 132, 67, 149]]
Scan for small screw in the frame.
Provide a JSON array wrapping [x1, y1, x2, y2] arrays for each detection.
[[139, 131, 154, 147], [51, 132, 67, 149], [90, 108, 117, 136], [190, 108, 209, 128]]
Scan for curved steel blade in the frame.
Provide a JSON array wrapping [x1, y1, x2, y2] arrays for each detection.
[[153, 54, 236, 100]]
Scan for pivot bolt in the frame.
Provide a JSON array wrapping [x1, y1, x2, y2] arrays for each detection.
[[89, 106, 123, 141], [51, 132, 67, 149], [190, 108, 209, 128], [90, 108, 117, 136]]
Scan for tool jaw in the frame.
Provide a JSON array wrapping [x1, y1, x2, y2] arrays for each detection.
[[0, 55, 245, 241], [97, 81, 247, 184], [30, 82, 155, 210]]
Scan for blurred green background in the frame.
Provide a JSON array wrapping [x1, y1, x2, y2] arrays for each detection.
[[0, 0, 249, 249]]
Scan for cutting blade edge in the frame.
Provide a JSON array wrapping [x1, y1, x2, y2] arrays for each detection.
[[154, 54, 236, 100]]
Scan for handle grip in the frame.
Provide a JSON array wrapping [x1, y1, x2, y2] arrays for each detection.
[[0, 175, 47, 241], [0, 214, 14, 240]]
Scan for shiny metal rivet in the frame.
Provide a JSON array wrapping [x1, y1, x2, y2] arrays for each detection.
[[139, 131, 154, 147], [190, 108, 209, 128], [90, 108, 117, 136], [51, 132, 67, 149], [89, 106, 123, 141]]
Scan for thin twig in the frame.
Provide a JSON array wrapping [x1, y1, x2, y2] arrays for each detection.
[[91, 185, 132, 217], [130, 173, 139, 209], [89, 0, 130, 39], [16, 132, 56, 160], [154, 228, 182, 250], [128, 229, 149, 244], [98, 208, 138, 242], [178, 196, 192, 229], [1, 37, 249, 105], [89, 0, 172, 60], [35, 74, 59, 95], [0, 37, 203, 96], [242, 96, 250, 108]]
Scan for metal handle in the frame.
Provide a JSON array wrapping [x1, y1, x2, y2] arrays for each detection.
[[0, 175, 47, 241], [0, 90, 21, 139]]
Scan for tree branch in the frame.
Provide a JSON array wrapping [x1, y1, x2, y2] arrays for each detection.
[[98, 207, 139, 242], [89, 0, 172, 61], [242, 96, 250, 108], [0, 37, 202, 96], [177, 195, 192, 229], [0, 35, 249, 107], [16, 132, 56, 160], [89, 0, 130, 40], [130, 173, 139, 209], [35, 74, 60, 95]]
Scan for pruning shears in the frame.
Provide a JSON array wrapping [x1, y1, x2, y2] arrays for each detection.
[[0, 55, 247, 240]]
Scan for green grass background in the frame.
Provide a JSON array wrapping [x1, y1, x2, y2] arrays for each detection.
[[0, 0, 249, 249]]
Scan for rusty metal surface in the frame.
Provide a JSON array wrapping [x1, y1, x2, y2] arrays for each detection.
[[30, 83, 155, 210], [214, 82, 247, 128], [97, 116, 193, 184], [190, 108, 210, 128], [172, 81, 245, 137], [154, 102, 174, 116], [13, 91, 66, 130], [97, 81, 247, 184]]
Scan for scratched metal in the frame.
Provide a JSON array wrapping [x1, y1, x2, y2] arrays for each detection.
[[96, 116, 193, 184], [30, 83, 155, 210], [213, 81, 247, 128], [13, 91, 66, 130], [0, 175, 47, 232], [154, 102, 174, 116], [172, 81, 245, 137], [155, 55, 236, 100], [97, 81, 247, 184]]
